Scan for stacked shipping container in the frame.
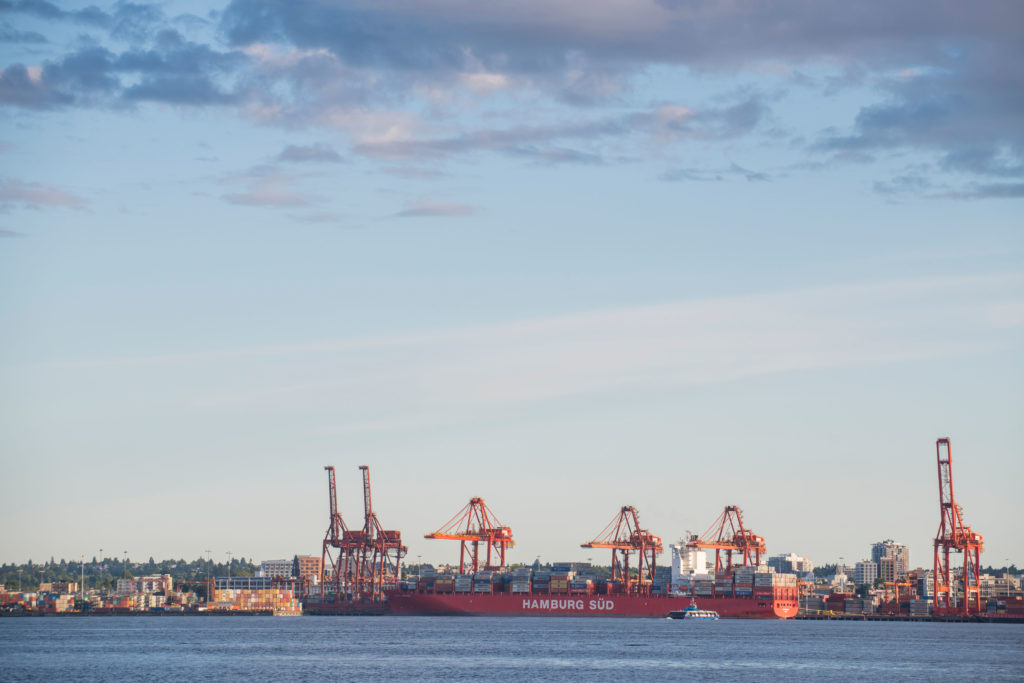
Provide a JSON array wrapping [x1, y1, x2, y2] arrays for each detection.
[[212, 588, 301, 612]]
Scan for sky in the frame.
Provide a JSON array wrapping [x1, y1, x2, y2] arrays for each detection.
[[0, 0, 1021, 572]]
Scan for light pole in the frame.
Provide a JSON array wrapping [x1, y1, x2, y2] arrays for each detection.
[[227, 552, 232, 581], [80, 555, 85, 605], [205, 550, 212, 604], [98, 549, 103, 593]]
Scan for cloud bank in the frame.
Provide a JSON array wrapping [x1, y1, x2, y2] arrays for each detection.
[[1, 0, 1021, 197]]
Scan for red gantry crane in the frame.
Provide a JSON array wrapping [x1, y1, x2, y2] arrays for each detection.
[[353, 465, 406, 602], [933, 438, 984, 616], [425, 497, 514, 573], [687, 505, 766, 573], [319, 465, 405, 604], [581, 506, 662, 594], [320, 465, 353, 602]]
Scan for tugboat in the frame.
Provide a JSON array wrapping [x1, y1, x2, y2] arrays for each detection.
[[667, 601, 720, 620]]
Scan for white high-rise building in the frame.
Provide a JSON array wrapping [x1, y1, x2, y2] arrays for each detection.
[[854, 561, 878, 585]]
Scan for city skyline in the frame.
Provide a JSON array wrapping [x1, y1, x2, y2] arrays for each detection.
[[0, 1, 1021, 568]]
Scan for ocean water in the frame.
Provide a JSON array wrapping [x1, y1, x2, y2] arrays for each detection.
[[1, 616, 1022, 681]]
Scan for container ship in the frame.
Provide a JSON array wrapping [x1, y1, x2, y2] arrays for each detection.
[[387, 546, 799, 619]]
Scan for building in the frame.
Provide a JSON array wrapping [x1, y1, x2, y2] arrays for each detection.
[[871, 540, 909, 579], [116, 574, 173, 596], [879, 557, 897, 582], [293, 555, 322, 580], [980, 573, 1021, 599], [39, 582, 77, 594], [854, 561, 878, 586], [767, 553, 814, 574], [260, 559, 294, 579], [831, 572, 851, 591], [917, 571, 934, 597]]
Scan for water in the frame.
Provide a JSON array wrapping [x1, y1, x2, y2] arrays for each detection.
[[1, 616, 1022, 681]]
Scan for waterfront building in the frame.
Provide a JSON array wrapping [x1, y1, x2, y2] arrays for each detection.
[[879, 557, 898, 582], [39, 582, 77, 594], [980, 573, 1021, 598], [854, 561, 878, 586], [260, 559, 294, 579], [917, 571, 935, 597], [767, 553, 814, 574], [871, 540, 909, 579], [116, 574, 173, 596], [293, 555, 322, 580]]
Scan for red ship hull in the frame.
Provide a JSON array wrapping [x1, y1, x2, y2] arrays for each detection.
[[388, 589, 798, 619]]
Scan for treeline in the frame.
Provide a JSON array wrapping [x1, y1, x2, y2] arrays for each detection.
[[0, 556, 258, 592]]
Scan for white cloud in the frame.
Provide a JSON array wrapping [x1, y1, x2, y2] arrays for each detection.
[[459, 71, 511, 93]]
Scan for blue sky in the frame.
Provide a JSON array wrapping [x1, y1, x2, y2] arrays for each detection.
[[0, 0, 1021, 570]]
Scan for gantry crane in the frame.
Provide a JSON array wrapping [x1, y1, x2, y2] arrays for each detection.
[[933, 438, 984, 615], [687, 505, 765, 573], [319, 465, 405, 604], [425, 497, 514, 573], [352, 465, 406, 601], [581, 506, 662, 593], [320, 465, 352, 601]]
